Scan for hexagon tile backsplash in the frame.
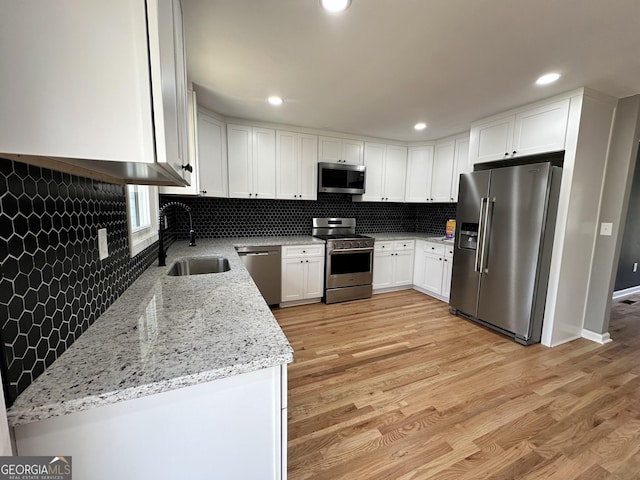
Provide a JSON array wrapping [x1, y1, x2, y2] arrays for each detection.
[[0, 158, 157, 406]]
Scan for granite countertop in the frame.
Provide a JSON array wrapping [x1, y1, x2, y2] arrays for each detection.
[[7, 237, 322, 427], [366, 232, 454, 245]]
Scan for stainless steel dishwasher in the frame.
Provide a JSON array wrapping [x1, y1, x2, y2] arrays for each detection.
[[236, 246, 281, 306]]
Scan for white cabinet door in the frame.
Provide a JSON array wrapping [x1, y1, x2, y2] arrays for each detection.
[[149, 0, 190, 183], [362, 143, 386, 201], [472, 115, 515, 164], [470, 98, 571, 165], [276, 131, 317, 200], [253, 127, 276, 199], [304, 258, 325, 299], [405, 146, 434, 203], [393, 250, 415, 286], [384, 145, 407, 202], [282, 259, 305, 302], [275, 130, 299, 200], [227, 124, 253, 198], [451, 137, 470, 203], [423, 254, 444, 295], [160, 89, 199, 196], [298, 134, 318, 200], [1, 0, 190, 184], [512, 99, 570, 157], [228, 125, 275, 199], [342, 139, 364, 165], [442, 256, 453, 299], [373, 251, 393, 289], [318, 136, 342, 163], [431, 140, 456, 202], [318, 136, 363, 164], [197, 111, 227, 198]]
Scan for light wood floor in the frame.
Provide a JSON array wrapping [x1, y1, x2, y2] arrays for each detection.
[[273, 290, 640, 480]]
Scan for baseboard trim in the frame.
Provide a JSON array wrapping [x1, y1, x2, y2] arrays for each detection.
[[372, 286, 412, 295], [611, 285, 640, 300], [581, 329, 612, 344], [279, 298, 321, 308], [412, 286, 449, 304], [612, 285, 640, 300]]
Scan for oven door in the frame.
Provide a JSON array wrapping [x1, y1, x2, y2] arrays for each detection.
[[326, 247, 374, 289]]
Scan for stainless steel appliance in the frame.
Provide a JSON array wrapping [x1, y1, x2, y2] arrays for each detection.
[[449, 161, 562, 345], [236, 246, 282, 306], [318, 163, 366, 194], [312, 218, 374, 304]]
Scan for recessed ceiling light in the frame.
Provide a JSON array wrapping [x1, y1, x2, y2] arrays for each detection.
[[321, 0, 351, 13], [536, 73, 561, 85], [414, 122, 427, 131], [268, 96, 283, 106]]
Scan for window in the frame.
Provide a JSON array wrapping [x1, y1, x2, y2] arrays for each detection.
[[126, 185, 159, 256]]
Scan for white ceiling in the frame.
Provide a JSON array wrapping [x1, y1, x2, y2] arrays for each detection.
[[183, 0, 640, 142]]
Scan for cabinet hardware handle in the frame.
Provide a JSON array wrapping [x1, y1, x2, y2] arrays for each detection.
[[512, 150, 517, 155], [200, 190, 207, 194], [249, 193, 252, 197], [504, 152, 509, 156], [306, 260, 309, 263], [300, 260, 303, 263], [255, 193, 258, 197], [302, 250, 306, 253], [182, 164, 193, 173]]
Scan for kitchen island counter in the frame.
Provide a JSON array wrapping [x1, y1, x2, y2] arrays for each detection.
[[7, 238, 304, 427]]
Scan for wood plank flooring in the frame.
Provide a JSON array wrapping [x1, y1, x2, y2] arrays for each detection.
[[273, 290, 640, 479]]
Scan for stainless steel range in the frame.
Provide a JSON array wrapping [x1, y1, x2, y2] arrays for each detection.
[[312, 218, 375, 304]]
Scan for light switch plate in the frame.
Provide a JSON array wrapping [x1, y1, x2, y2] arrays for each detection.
[[98, 228, 109, 260], [600, 222, 613, 236]]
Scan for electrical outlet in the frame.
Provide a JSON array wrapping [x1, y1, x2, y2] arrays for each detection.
[[634, 262, 638, 273], [600, 222, 613, 236], [98, 228, 109, 260]]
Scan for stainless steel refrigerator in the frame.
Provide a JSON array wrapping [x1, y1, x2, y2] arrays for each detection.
[[449, 161, 562, 345]]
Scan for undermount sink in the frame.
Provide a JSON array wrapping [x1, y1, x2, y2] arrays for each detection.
[[167, 256, 230, 276]]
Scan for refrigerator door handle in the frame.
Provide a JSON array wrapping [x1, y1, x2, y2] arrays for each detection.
[[480, 197, 496, 273], [475, 197, 487, 272]]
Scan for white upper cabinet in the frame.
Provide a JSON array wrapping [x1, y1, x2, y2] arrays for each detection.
[[227, 125, 276, 199], [196, 111, 228, 197], [318, 136, 364, 165], [0, 0, 190, 185], [161, 101, 228, 197], [361, 143, 386, 200], [512, 100, 570, 157], [431, 140, 456, 202], [470, 98, 570, 164], [405, 134, 468, 204], [384, 145, 408, 202], [451, 137, 470, 202], [358, 143, 407, 202], [405, 146, 435, 203], [276, 131, 318, 200]]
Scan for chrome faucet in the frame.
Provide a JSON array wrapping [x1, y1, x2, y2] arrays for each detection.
[[158, 202, 196, 266]]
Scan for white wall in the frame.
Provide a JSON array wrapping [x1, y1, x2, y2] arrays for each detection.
[[584, 95, 640, 335], [542, 90, 618, 346]]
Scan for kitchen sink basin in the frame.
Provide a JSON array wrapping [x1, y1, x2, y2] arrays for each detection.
[[167, 256, 230, 276]]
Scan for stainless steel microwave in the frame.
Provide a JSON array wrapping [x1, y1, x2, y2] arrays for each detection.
[[318, 162, 366, 194]]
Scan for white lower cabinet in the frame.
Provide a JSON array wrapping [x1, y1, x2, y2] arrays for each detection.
[[14, 366, 287, 480], [413, 240, 454, 301], [281, 245, 325, 305], [373, 240, 414, 291]]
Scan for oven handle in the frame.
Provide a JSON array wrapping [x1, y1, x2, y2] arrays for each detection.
[[328, 247, 374, 255]]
